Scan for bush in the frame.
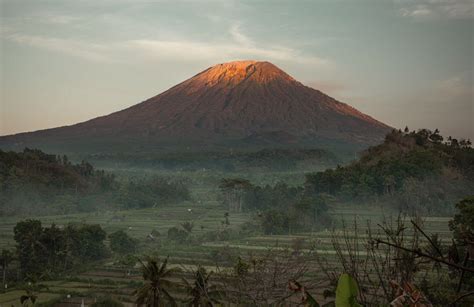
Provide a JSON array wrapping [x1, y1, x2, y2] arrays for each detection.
[[167, 226, 189, 243], [109, 230, 138, 254]]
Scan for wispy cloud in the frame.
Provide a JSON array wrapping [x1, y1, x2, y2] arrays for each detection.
[[1, 25, 330, 66], [129, 39, 327, 65], [229, 24, 253, 46], [3, 32, 112, 62], [398, 0, 473, 20], [129, 24, 329, 65], [41, 14, 82, 25]]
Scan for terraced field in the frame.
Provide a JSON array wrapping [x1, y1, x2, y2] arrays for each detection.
[[0, 175, 455, 306]]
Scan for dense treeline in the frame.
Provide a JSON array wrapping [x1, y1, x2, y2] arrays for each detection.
[[117, 177, 190, 210], [84, 148, 339, 172], [219, 179, 331, 234], [304, 129, 474, 214], [13, 220, 107, 278], [217, 129, 474, 221], [8, 220, 143, 280], [0, 149, 190, 216], [0, 148, 115, 193]]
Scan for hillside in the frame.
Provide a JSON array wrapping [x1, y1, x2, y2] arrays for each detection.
[[0, 149, 189, 216], [304, 129, 474, 214], [0, 60, 391, 154]]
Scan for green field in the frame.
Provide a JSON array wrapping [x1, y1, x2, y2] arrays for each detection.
[[0, 170, 456, 306]]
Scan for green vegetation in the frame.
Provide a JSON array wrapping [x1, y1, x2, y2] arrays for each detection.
[[305, 129, 474, 214], [335, 273, 361, 307], [0, 128, 472, 305], [134, 256, 178, 307], [109, 230, 138, 255], [450, 196, 474, 243], [448, 197, 474, 293], [0, 201, 471, 306], [0, 148, 114, 215], [182, 266, 221, 306], [84, 148, 340, 172], [0, 148, 191, 216], [14, 220, 107, 278], [218, 179, 331, 235]]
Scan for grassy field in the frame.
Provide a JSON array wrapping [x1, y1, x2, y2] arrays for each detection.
[[0, 170, 455, 306]]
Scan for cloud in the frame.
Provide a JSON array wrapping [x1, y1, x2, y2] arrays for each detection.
[[398, 0, 474, 20], [1, 25, 330, 66], [41, 14, 82, 25], [3, 33, 113, 62], [229, 24, 253, 46], [128, 25, 329, 65], [129, 39, 327, 65]]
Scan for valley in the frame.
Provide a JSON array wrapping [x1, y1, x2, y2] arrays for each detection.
[[0, 180, 454, 306]]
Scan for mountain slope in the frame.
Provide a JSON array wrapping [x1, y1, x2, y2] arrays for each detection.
[[0, 60, 391, 153]]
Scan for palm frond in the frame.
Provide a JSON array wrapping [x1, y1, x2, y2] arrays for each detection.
[[158, 256, 169, 276]]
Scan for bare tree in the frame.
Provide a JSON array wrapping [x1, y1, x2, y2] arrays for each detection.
[[218, 248, 323, 305]]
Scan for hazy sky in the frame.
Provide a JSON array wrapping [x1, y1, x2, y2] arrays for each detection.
[[1, 0, 473, 139]]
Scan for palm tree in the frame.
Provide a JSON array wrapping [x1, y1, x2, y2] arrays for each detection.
[[182, 266, 221, 306], [219, 178, 252, 212], [20, 282, 48, 307], [134, 256, 179, 307]]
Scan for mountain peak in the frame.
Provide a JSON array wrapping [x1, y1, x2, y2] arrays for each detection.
[[187, 60, 296, 88]]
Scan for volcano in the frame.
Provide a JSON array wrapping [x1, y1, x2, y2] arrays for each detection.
[[0, 60, 391, 153]]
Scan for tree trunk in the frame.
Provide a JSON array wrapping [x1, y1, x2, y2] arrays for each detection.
[[2, 262, 6, 287], [153, 287, 158, 307]]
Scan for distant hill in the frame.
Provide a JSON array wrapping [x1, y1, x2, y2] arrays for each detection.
[[0, 148, 116, 215], [0, 148, 115, 194], [0, 148, 189, 216], [304, 129, 474, 214], [0, 60, 390, 154]]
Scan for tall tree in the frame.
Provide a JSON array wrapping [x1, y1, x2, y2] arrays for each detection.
[[13, 220, 46, 278], [0, 249, 13, 287], [219, 178, 252, 212], [134, 256, 178, 307], [182, 266, 221, 306]]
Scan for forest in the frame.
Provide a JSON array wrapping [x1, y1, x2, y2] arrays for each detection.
[[304, 128, 474, 214], [0, 149, 190, 216]]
